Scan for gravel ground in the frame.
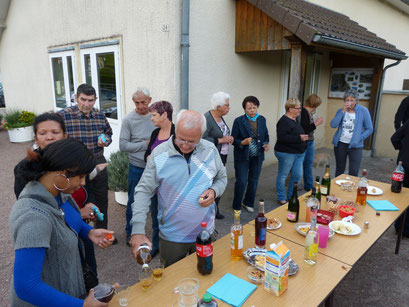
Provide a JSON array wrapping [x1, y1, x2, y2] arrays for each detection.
[[1, 128, 409, 306]]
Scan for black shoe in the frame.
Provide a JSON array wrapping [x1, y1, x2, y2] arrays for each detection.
[[113, 238, 118, 245], [216, 212, 225, 219], [150, 249, 159, 259], [126, 236, 131, 247]]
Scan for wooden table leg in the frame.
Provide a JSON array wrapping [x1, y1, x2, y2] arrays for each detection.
[[395, 208, 407, 255], [324, 291, 334, 307]]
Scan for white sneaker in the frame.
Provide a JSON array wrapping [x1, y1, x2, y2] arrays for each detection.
[[242, 204, 254, 212]]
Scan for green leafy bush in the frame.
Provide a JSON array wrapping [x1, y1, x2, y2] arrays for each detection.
[[4, 109, 36, 130], [108, 151, 129, 192]]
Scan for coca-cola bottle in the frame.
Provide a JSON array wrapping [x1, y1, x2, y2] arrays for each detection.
[[391, 161, 405, 193], [196, 221, 213, 275]]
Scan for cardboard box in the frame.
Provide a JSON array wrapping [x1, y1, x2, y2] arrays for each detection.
[[264, 241, 289, 296]]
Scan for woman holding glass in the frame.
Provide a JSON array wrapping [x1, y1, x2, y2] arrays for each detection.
[[330, 89, 373, 177], [274, 98, 308, 205], [232, 96, 270, 212], [301, 94, 323, 191], [203, 91, 233, 219]]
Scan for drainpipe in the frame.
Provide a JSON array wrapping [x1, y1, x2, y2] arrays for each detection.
[[371, 60, 401, 157], [181, 0, 190, 110]]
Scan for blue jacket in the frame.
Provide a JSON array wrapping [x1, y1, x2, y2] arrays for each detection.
[[330, 104, 373, 148], [232, 114, 269, 161]]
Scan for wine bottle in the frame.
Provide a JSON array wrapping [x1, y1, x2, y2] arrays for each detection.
[[314, 176, 321, 208], [255, 200, 267, 248], [287, 182, 299, 223], [321, 165, 331, 196]]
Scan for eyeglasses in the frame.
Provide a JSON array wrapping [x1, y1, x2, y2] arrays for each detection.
[[134, 100, 149, 106], [174, 138, 198, 148], [292, 107, 301, 110]]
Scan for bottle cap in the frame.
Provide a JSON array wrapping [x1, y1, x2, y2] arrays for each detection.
[[203, 293, 212, 302], [201, 221, 207, 228]]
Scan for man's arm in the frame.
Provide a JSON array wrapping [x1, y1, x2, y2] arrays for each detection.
[[209, 149, 227, 198], [394, 97, 409, 130], [103, 116, 113, 146], [119, 118, 149, 153]]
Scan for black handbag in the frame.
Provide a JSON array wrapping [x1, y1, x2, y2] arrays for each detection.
[[79, 242, 99, 292]]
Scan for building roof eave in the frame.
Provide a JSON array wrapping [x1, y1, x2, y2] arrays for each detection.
[[312, 34, 408, 61]]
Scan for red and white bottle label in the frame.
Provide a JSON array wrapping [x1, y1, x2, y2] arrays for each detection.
[[196, 243, 213, 257], [392, 173, 404, 182]]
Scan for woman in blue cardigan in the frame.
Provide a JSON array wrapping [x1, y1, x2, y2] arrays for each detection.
[[330, 89, 373, 177], [232, 96, 270, 212]]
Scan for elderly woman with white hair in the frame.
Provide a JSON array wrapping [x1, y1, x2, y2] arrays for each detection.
[[330, 89, 373, 177], [203, 91, 234, 219]]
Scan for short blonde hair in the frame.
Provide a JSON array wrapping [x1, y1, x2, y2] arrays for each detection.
[[285, 98, 301, 112], [305, 94, 322, 108]]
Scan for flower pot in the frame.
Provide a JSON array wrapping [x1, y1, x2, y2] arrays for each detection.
[[8, 126, 34, 143], [115, 191, 128, 206]]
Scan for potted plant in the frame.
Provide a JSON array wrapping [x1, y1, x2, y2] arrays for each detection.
[[108, 151, 129, 205], [4, 109, 36, 143]]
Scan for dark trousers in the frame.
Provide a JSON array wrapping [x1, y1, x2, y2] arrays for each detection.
[[125, 164, 144, 237], [150, 194, 160, 253], [232, 156, 263, 210], [334, 142, 363, 177], [82, 237, 97, 274], [159, 237, 196, 268], [94, 156, 109, 229], [214, 154, 228, 209]]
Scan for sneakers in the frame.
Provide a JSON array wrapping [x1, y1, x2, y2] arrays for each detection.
[[277, 200, 287, 206], [242, 204, 254, 212], [216, 212, 225, 219]]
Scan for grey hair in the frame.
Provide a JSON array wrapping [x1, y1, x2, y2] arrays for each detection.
[[176, 110, 207, 135], [210, 91, 230, 110], [132, 87, 150, 99], [343, 89, 359, 103]]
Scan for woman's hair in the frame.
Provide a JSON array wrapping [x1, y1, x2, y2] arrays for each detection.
[[305, 94, 322, 108], [149, 100, 173, 121], [285, 98, 301, 112], [18, 138, 96, 182], [344, 89, 359, 103], [210, 92, 230, 110], [242, 96, 260, 109], [33, 112, 66, 135]]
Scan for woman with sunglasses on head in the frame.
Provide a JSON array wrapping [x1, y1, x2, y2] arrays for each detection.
[[274, 98, 308, 205], [10, 138, 114, 307], [14, 112, 106, 277], [231, 96, 270, 213], [144, 100, 175, 259], [203, 92, 234, 219]]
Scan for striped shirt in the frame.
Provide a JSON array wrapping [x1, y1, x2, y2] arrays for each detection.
[[58, 106, 113, 157]]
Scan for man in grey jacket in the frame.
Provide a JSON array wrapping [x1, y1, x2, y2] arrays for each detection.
[[119, 87, 155, 246], [130, 110, 227, 266]]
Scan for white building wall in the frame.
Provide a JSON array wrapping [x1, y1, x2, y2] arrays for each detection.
[[0, 0, 181, 116], [309, 0, 409, 92], [189, 0, 285, 172]]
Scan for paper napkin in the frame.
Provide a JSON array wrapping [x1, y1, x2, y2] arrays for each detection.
[[207, 273, 257, 307], [367, 200, 399, 211]]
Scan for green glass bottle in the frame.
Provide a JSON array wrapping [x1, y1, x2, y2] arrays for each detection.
[[320, 165, 331, 196]]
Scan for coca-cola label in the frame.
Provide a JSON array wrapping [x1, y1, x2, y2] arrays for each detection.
[[393, 172, 404, 182], [196, 243, 213, 257]]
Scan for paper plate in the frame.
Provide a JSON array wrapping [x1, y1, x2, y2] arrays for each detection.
[[295, 222, 335, 237], [335, 179, 355, 186], [267, 218, 282, 230], [329, 221, 361, 236], [367, 186, 383, 195]]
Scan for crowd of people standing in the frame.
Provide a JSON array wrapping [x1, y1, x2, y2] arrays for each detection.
[[9, 83, 377, 306]]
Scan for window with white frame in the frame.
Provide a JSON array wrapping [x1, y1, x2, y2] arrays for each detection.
[[80, 44, 122, 120], [49, 50, 77, 109]]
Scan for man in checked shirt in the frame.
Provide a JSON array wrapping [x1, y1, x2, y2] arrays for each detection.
[[59, 83, 113, 231]]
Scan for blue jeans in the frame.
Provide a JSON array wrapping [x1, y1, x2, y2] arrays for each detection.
[[232, 157, 263, 210], [150, 194, 159, 253], [125, 164, 144, 237], [275, 151, 305, 201], [303, 140, 315, 191]]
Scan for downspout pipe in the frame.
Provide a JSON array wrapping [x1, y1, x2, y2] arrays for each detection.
[[371, 59, 401, 157], [181, 0, 190, 110]]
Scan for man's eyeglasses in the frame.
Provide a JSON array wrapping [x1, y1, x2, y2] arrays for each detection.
[[134, 100, 149, 106], [174, 138, 198, 148]]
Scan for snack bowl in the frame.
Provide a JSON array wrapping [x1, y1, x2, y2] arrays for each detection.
[[340, 181, 355, 191], [247, 266, 264, 284], [327, 196, 340, 214], [338, 205, 356, 218]]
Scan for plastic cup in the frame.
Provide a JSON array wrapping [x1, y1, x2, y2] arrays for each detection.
[[318, 225, 330, 248], [116, 285, 130, 306]]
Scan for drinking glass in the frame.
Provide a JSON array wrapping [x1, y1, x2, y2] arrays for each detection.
[[116, 284, 130, 306], [152, 259, 165, 281], [318, 225, 330, 248]]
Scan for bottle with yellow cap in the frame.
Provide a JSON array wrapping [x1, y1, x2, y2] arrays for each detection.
[[231, 210, 243, 260]]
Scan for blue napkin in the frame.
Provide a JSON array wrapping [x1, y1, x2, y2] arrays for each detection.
[[207, 273, 257, 307], [367, 200, 399, 211]]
